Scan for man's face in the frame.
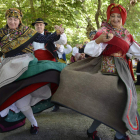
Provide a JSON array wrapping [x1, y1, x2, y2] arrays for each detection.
[[35, 23, 45, 33]]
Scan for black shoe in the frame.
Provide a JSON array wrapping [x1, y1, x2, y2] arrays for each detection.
[[51, 105, 59, 112], [30, 125, 39, 135], [87, 130, 101, 140], [114, 135, 130, 140]]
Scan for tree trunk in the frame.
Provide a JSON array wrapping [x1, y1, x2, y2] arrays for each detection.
[[95, 0, 101, 29], [30, 0, 36, 20], [110, 0, 115, 3]]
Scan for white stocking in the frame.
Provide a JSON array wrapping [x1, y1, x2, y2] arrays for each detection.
[[15, 94, 38, 127], [22, 107, 38, 127]]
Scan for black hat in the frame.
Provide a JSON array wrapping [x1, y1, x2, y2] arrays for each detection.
[[31, 18, 48, 26]]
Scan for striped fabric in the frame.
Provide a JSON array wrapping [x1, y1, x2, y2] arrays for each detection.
[[0, 53, 34, 88]]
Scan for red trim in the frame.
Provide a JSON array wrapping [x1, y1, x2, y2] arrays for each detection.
[[0, 82, 58, 111], [0, 119, 26, 132], [128, 59, 135, 81], [126, 89, 139, 130]]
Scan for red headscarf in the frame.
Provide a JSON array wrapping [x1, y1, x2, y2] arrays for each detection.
[[107, 3, 127, 25]]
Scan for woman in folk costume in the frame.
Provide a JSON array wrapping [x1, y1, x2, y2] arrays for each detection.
[[71, 39, 90, 63], [0, 8, 66, 134], [56, 43, 72, 64], [52, 3, 140, 140]]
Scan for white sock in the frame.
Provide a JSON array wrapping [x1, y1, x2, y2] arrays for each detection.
[[22, 107, 38, 127]]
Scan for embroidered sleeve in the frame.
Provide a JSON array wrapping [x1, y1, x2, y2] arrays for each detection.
[[34, 32, 60, 43]]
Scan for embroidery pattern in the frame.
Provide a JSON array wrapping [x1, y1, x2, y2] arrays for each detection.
[[127, 89, 139, 130], [98, 22, 131, 45], [0, 24, 37, 54], [101, 56, 117, 75]]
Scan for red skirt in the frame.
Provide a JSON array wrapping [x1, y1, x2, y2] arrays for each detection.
[[34, 49, 56, 61]]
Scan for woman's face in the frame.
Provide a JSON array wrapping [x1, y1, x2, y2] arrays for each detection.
[[90, 34, 95, 41], [110, 13, 122, 29], [7, 17, 20, 30]]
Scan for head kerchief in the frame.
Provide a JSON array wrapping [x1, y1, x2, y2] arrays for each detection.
[[107, 3, 127, 25], [5, 8, 23, 23]]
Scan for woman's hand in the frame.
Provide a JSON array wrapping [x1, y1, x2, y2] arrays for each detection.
[[55, 44, 61, 50], [54, 24, 65, 35], [79, 53, 85, 59], [95, 33, 114, 44]]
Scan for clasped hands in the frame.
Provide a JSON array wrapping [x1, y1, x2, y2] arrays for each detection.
[[54, 24, 64, 35]]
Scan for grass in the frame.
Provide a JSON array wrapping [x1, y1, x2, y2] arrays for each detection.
[[136, 85, 140, 114], [133, 69, 140, 114]]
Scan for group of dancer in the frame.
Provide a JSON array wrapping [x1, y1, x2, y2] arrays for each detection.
[[0, 3, 140, 140]]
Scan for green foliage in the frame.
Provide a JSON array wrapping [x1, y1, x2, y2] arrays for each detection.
[[0, 0, 140, 45]]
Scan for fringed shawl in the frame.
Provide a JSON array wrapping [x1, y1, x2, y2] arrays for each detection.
[[93, 22, 134, 56], [0, 24, 38, 56]]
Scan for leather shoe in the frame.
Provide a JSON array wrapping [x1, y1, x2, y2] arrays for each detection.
[[87, 130, 101, 140], [30, 125, 39, 135]]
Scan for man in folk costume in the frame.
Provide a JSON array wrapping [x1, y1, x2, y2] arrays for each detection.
[[32, 18, 67, 61], [52, 3, 140, 140], [32, 18, 67, 112]]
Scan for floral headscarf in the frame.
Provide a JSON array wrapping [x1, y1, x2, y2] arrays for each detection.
[[5, 8, 23, 23], [107, 3, 127, 25]]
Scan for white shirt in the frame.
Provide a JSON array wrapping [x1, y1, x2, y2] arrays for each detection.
[[84, 40, 140, 60], [33, 32, 45, 51], [57, 44, 72, 59], [54, 33, 67, 45]]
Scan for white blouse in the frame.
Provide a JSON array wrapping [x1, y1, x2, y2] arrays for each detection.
[[57, 44, 72, 59], [84, 40, 140, 60], [72, 47, 79, 56]]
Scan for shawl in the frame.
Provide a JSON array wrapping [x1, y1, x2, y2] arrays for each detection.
[[0, 24, 39, 57], [93, 22, 134, 56]]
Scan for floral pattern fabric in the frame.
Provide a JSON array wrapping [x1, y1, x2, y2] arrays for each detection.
[[0, 24, 37, 54]]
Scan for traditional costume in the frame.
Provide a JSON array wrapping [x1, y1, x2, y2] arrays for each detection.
[[71, 39, 90, 63], [52, 3, 140, 139], [57, 44, 72, 64], [0, 8, 66, 133], [32, 18, 67, 62]]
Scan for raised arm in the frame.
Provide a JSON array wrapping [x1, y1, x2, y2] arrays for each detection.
[[84, 33, 113, 57]]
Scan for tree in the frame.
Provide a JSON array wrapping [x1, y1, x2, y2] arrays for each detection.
[[0, 0, 140, 45]]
